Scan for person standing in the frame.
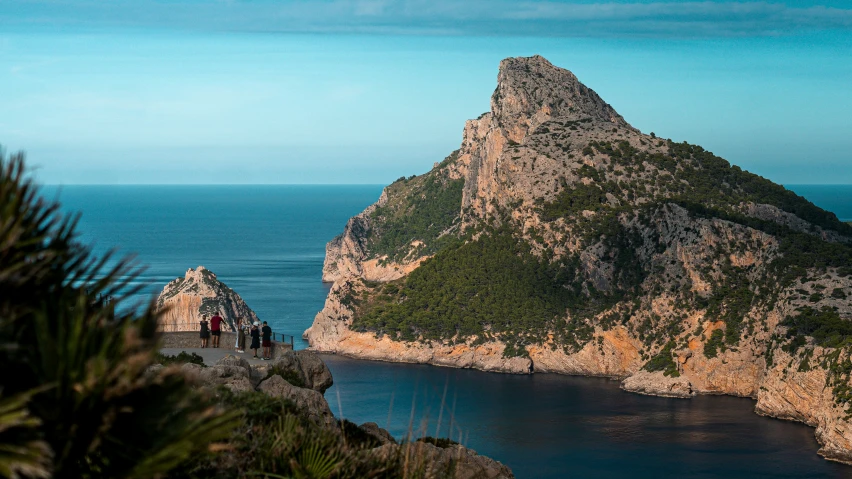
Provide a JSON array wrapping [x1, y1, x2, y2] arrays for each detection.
[[234, 318, 242, 352], [237, 318, 246, 353], [249, 322, 260, 359], [199, 315, 210, 348], [210, 312, 223, 348], [261, 321, 272, 360]]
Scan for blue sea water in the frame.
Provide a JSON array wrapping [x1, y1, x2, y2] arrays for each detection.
[[46, 184, 384, 349], [786, 185, 852, 222], [48, 184, 852, 478]]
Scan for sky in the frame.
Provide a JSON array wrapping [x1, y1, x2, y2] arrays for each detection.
[[2, 0, 851, 185]]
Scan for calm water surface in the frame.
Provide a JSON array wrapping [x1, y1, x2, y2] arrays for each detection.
[[47, 184, 384, 349], [322, 355, 852, 478], [50, 184, 852, 478]]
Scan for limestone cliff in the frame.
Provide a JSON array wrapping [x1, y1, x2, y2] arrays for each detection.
[[305, 55, 852, 464], [156, 266, 259, 332]]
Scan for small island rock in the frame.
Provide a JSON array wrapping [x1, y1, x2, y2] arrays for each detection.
[[156, 266, 259, 332]]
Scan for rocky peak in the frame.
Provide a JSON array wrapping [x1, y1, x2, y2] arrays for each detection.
[[156, 266, 259, 332], [491, 55, 633, 142]]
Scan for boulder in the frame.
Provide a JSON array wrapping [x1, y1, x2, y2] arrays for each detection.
[[180, 362, 204, 378], [215, 354, 252, 374], [266, 350, 334, 393], [257, 375, 335, 427], [185, 354, 254, 393], [620, 370, 695, 398], [359, 422, 396, 445], [373, 442, 515, 479], [144, 363, 164, 378]]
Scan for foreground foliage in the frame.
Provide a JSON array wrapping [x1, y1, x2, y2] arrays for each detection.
[[171, 389, 463, 479], [0, 149, 493, 478], [0, 150, 239, 478]]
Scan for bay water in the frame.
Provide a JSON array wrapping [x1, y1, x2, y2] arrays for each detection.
[[48, 184, 852, 478]]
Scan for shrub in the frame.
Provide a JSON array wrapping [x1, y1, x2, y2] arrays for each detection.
[[176, 389, 450, 479], [782, 306, 852, 349], [704, 330, 726, 358], [155, 351, 206, 366], [643, 341, 680, 377]]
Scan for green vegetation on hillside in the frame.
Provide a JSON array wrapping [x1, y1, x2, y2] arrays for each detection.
[[532, 137, 852, 353], [539, 182, 613, 221], [782, 307, 852, 350], [545, 139, 851, 237], [351, 115, 852, 396], [367, 153, 464, 262], [665, 141, 851, 235], [703, 330, 726, 358], [644, 340, 680, 377], [354, 229, 578, 354], [352, 226, 648, 356]]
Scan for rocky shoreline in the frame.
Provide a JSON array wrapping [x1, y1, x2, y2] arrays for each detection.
[[307, 260, 852, 466], [157, 349, 515, 478]]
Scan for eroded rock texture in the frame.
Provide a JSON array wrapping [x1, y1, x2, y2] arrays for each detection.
[[157, 266, 259, 332], [305, 55, 852, 464]]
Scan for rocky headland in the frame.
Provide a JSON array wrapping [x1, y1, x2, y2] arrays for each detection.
[[157, 266, 258, 332], [305, 55, 852, 464]]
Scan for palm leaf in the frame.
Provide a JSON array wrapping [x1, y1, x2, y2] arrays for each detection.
[[0, 390, 51, 479]]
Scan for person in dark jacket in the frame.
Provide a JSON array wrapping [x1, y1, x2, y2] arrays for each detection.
[[249, 322, 261, 358], [261, 321, 272, 360], [199, 315, 210, 348]]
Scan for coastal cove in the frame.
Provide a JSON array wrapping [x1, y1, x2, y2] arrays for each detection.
[[52, 184, 852, 478], [321, 354, 849, 479]]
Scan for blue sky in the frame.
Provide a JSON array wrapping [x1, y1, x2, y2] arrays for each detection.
[[2, 1, 851, 184]]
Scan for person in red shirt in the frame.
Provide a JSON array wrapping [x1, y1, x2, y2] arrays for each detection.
[[210, 313, 224, 348]]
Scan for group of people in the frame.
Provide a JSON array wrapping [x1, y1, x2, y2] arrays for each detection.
[[199, 314, 273, 360]]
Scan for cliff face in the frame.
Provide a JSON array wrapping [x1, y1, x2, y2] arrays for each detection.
[[305, 55, 852, 464], [157, 266, 259, 332]]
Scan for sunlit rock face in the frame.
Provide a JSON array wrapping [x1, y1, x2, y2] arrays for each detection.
[[157, 266, 258, 332], [306, 55, 852, 464]]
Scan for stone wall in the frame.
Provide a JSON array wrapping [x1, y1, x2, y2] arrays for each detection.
[[159, 332, 293, 357]]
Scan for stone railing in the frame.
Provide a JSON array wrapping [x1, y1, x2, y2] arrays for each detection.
[[159, 332, 293, 357]]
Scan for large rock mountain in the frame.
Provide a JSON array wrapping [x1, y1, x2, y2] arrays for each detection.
[[157, 266, 259, 332], [305, 56, 852, 464]]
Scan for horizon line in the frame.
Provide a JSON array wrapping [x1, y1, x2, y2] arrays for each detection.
[[40, 183, 389, 186], [38, 182, 852, 187]]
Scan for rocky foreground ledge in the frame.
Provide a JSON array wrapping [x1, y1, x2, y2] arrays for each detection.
[[150, 350, 514, 479]]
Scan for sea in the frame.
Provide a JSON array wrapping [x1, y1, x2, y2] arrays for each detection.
[[46, 184, 852, 479]]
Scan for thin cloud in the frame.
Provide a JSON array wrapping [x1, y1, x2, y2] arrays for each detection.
[[2, 1, 852, 38]]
